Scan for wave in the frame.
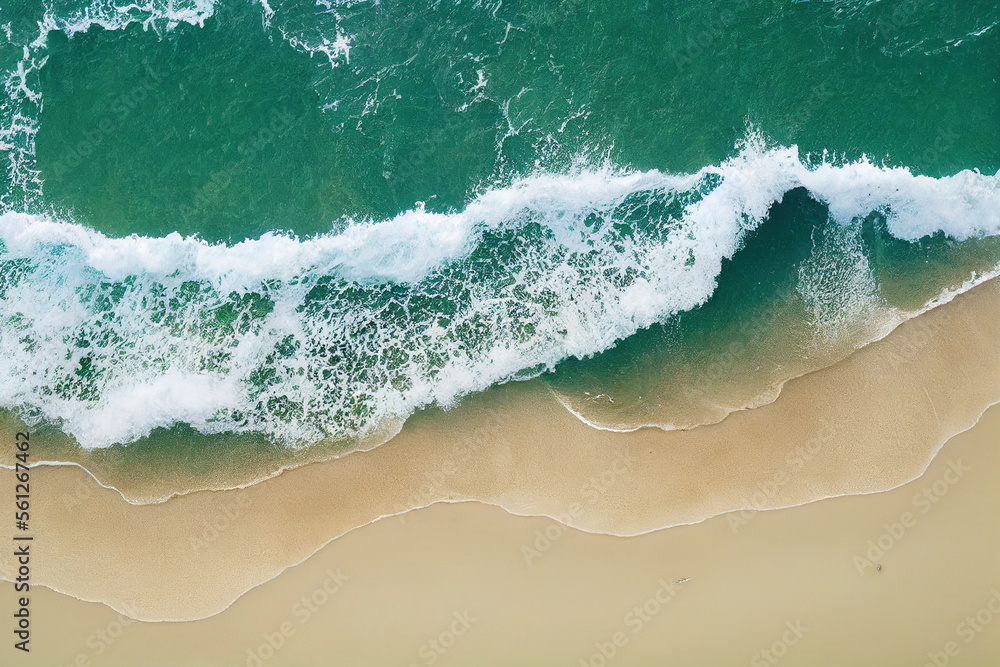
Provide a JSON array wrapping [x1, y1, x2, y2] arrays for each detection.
[[0, 134, 997, 448]]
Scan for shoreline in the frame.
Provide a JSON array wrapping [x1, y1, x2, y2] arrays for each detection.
[[549, 267, 1000, 435], [3, 269, 997, 507], [1, 277, 999, 620]]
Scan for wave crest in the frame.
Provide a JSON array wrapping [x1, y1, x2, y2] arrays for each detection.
[[0, 136, 998, 448]]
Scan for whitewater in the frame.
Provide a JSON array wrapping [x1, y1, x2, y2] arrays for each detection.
[[1, 135, 998, 448]]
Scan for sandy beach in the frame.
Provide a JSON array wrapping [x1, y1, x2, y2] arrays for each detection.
[[7, 386, 1000, 666]]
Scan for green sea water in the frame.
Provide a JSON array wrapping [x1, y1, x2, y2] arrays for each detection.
[[18, 0, 1000, 235], [1, 0, 999, 453]]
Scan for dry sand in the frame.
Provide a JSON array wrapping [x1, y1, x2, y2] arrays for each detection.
[[6, 396, 1000, 666]]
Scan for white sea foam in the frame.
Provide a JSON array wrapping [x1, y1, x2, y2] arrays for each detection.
[[0, 136, 998, 449], [797, 219, 884, 342]]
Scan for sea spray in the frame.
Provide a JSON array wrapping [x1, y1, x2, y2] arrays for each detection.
[[1, 137, 1000, 448]]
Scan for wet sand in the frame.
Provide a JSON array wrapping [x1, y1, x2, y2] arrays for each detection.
[[1, 279, 998, 622], [7, 397, 1000, 666]]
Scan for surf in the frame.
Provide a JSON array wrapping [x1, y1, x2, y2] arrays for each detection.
[[0, 134, 998, 449]]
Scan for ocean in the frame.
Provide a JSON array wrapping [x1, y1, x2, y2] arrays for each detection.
[[1, 0, 998, 461]]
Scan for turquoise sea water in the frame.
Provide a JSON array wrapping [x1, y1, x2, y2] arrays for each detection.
[[1, 0, 999, 450]]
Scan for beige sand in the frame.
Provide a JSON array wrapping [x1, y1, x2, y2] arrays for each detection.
[[0, 277, 977, 508], [1, 279, 999, 621], [0, 291, 858, 506], [7, 398, 1000, 666]]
